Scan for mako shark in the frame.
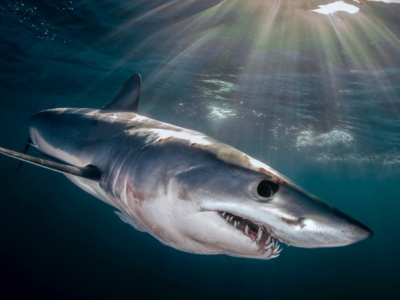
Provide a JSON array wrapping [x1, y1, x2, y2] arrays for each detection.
[[0, 74, 372, 259]]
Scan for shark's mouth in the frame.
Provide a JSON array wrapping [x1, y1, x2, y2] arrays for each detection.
[[217, 211, 283, 258]]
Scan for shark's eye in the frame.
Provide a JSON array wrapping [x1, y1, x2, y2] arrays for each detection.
[[257, 180, 279, 198]]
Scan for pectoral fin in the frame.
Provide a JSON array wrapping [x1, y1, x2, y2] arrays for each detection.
[[0, 146, 101, 181], [16, 137, 33, 174]]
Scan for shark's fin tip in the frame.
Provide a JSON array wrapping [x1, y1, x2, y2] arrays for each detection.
[[102, 73, 141, 113]]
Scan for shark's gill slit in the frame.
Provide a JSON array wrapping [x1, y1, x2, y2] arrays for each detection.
[[217, 211, 283, 258], [257, 180, 279, 198]]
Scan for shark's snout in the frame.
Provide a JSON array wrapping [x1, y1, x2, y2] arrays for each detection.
[[326, 207, 373, 246], [355, 220, 374, 241], [269, 184, 373, 248]]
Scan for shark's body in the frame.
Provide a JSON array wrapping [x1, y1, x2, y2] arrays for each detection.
[[0, 74, 372, 259]]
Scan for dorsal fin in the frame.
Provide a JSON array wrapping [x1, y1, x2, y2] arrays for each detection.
[[102, 73, 141, 112]]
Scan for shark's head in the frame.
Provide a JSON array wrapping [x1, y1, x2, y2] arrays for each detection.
[[167, 156, 372, 259]]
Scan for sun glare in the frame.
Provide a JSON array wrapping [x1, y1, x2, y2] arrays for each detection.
[[96, 0, 400, 127]]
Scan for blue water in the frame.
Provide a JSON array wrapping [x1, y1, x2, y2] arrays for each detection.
[[1, 0, 400, 299]]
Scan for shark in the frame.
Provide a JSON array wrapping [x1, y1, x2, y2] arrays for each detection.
[[0, 73, 372, 259]]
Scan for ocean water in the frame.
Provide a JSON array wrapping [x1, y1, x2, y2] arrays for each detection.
[[0, 0, 399, 299]]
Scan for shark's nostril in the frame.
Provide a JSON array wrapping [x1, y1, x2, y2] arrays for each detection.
[[281, 217, 305, 227]]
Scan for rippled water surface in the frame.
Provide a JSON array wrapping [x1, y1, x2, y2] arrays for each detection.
[[1, 1, 400, 299]]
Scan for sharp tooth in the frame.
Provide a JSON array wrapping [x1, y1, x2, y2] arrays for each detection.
[[265, 243, 273, 250], [222, 212, 226, 217], [265, 239, 274, 250], [257, 226, 262, 234], [225, 216, 229, 221], [265, 235, 271, 245], [245, 225, 249, 235], [234, 221, 237, 228], [256, 227, 262, 243], [264, 249, 272, 257], [273, 245, 280, 254]]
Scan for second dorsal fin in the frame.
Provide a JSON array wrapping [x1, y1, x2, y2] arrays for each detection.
[[102, 73, 141, 112]]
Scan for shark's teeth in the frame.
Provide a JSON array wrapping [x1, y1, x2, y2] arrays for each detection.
[[216, 210, 283, 259], [274, 245, 282, 255], [256, 226, 262, 243], [265, 235, 271, 246], [264, 248, 272, 257], [265, 241, 274, 250]]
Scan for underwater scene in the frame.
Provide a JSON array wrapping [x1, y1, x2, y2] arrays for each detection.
[[0, 0, 399, 299]]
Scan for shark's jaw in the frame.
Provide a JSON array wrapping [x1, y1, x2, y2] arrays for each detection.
[[216, 210, 283, 259]]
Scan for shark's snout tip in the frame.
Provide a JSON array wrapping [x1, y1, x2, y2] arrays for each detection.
[[358, 224, 373, 241], [349, 221, 373, 245]]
